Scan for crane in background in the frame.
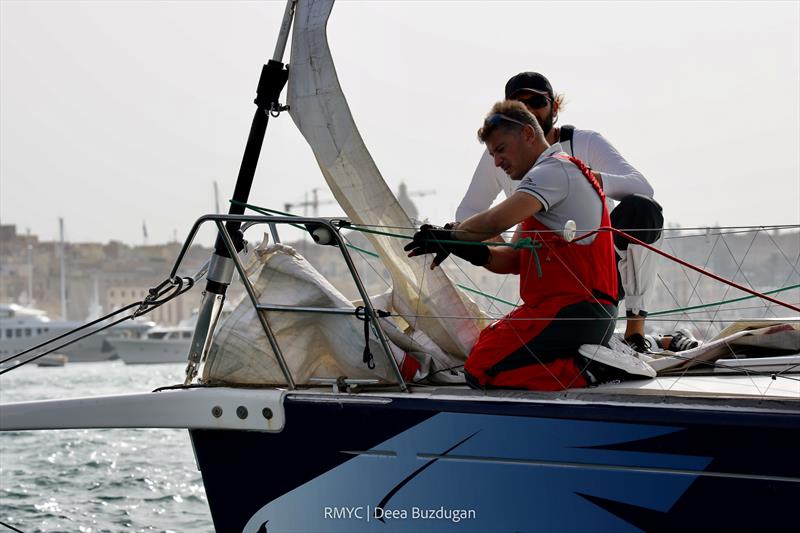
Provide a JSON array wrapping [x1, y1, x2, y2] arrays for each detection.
[[283, 188, 338, 217], [284, 184, 436, 219]]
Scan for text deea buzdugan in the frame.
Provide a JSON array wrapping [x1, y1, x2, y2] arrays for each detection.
[[324, 506, 476, 524]]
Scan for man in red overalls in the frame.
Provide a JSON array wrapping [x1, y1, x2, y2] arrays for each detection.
[[406, 100, 620, 390]]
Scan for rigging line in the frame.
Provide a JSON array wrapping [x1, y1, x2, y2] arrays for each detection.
[[458, 283, 515, 307], [662, 234, 713, 336], [233, 201, 307, 231], [675, 232, 767, 397], [235, 208, 797, 247], [647, 284, 800, 317], [763, 230, 800, 300], [0, 280, 194, 375], [408, 257, 469, 383], [0, 278, 187, 368], [350, 221, 800, 232], [762, 256, 800, 326], [660, 224, 800, 233], [665, 232, 720, 339], [0, 520, 24, 533], [340, 230, 381, 258], [444, 234, 524, 312], [773, 361, 800, 378], [719, 326, 769, 397], [447, 257, 509, 317], [672, 229, 724, 333], [411, 364, 465, 384], [233, 203, 536, 258], [663, 226, 800, 240], [577, 227, 800, 313], [381, 311, 800, 322], [341, 234, 392, 291], [540, 235, 616, 320], [656, 352, 800, 384], [337, 234, 438, 360], [767, 253, 800, 319], [704, 230, 763, 341], [342, 228, 519, 311], [345, 227, 798, 315], [237, 201, 396, 269], [404, 285, 796, 320], [651, 301, 800, 317], [409, 253, 428, 369], [352, 222, 800, 237], [653, 271, 702, 375]]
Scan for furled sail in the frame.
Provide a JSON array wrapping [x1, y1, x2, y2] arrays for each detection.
[[287, 0, 485, 357]]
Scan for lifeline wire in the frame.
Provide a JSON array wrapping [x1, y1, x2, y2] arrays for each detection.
[[0, 277, 195, 376]]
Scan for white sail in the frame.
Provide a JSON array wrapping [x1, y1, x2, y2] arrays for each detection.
[[287, 0, 486, 359]]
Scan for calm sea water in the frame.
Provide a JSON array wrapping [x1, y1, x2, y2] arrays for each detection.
[[0, 361, 213, 532]]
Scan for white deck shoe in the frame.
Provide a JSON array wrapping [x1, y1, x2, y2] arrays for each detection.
[[579, 340, 657, 378]]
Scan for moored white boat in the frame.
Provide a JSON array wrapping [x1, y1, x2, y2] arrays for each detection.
[[110, 325, 193, 365]]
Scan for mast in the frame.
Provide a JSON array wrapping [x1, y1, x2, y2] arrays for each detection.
[[184, 0, 296, 385], [59, 218, 66, 320], [26, 228, 33, 306]]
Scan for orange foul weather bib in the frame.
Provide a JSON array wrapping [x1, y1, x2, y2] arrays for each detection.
[[464, 155, 619, 391]]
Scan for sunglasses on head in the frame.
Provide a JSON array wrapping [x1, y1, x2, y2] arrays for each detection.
[[516, 92, 551, 109], [486, 113, 529, 129]]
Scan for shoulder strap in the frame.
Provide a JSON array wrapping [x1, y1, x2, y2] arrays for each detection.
[[550, 153, 605, 200], [559, 125, 575, 156]]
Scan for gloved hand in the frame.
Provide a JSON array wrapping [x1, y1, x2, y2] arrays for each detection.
[[404, 224, 490, 269]]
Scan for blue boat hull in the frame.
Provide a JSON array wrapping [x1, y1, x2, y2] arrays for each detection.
[[191, 394, 800, 532]]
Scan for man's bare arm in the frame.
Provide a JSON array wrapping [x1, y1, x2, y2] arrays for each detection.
[[483, 226, 526, 274], [456, 192, 543, 243]]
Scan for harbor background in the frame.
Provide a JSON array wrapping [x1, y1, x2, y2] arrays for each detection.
[[2, 221, 798, 338], [0, 362, 213, 532]]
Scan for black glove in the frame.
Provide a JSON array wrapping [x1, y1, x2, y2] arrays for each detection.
[[404, 224, 490, 268]]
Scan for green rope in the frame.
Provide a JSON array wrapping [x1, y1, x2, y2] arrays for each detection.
[[230, 201, 543, 252], [230, 201, 293, 217], [510, 237, 542, 278], [345, 243, 380, 258], [344, 225, 413, 240], [643, 283, 800, 318], [230, 201, 306, 230], [457, 285, 516, 306]]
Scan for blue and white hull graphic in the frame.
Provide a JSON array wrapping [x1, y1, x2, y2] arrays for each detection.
[[190, 395, 800, 532]]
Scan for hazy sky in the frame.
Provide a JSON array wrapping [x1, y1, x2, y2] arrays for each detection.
[[1, 1, 798, 246]]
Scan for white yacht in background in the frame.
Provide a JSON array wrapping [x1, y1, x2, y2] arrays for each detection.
[[110, 323, 194, 365], [0, 303, 153, 363], [111, 307, 232, 365]]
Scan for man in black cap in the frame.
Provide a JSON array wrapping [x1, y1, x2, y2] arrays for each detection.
[[455, 72, 684, 353]]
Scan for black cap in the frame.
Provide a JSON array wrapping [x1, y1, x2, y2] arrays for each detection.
[[504, 72, 554, 100]]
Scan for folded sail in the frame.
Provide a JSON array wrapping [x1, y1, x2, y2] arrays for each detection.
[[287, 0, 485, 358]]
